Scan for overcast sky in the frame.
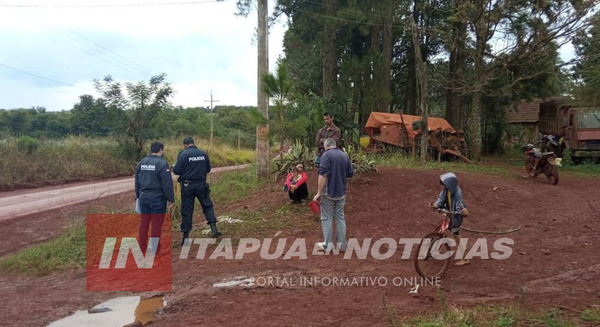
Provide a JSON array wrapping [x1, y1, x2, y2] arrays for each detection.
[[0, 0, 286, 111], [0, 1, 579, 112]]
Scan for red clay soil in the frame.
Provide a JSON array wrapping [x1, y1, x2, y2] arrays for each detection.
[[1, 167, 599, 326]]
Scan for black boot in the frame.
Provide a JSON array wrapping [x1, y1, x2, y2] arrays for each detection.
[[210, 223, 222, 238], [181, 232, 189, 246]]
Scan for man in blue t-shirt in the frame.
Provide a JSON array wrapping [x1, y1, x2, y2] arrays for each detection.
[[313, 138, 354, 252]]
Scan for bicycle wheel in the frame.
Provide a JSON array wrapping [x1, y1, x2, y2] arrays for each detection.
[[414, 232, 452, 278]]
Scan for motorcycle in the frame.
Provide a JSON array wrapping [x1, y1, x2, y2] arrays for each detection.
[[541, 134, 563, 157], [524, 143, 559, 185]]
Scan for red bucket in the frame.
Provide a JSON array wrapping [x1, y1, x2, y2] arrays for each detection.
[[309, 200, 320, 214]]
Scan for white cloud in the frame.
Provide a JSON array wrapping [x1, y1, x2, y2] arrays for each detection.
[[0, 0, 285, 111]]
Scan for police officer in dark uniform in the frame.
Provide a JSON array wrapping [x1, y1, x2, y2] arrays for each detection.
[[173, 137, 221, 243], [135, 141, 175, 254]]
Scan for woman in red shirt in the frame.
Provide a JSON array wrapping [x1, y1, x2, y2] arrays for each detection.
[[285, 163, 308, 203]]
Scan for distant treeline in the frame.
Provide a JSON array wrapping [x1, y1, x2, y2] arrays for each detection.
[[0, 102, 258, 148]]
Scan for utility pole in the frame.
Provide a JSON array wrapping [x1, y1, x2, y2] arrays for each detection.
[[204, 91, 219, 148], [256, 0, 270, 178]]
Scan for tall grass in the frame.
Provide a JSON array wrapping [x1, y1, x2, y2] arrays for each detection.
[[0, 136, 136, 188], [0, 135, 257, 189], [161, 137, 255, 168]]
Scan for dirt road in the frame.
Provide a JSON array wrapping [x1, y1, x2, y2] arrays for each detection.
[[0, 163, 252, 221]]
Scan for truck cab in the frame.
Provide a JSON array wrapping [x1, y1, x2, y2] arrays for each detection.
[[564, 107, 600, 160]]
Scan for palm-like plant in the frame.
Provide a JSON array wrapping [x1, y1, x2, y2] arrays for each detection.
[[262, 62, 293, 156], [343, 145, 377, 174]]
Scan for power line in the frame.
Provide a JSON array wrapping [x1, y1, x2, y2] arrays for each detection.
[[43, 28, 148, 76], [0, 63, 78, 88], [0, 0, 232, 8], [64, 28, 154, 75]]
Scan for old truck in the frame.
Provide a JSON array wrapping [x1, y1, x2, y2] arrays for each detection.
[[539, 99, 600, 161]]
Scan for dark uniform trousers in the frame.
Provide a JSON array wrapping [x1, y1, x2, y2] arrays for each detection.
[[180, 180, 217, 233], [138, 198, 167, 254]]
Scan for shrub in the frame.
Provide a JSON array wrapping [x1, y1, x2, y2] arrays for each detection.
[[343, 145, 377, 174], [16, 136, 38, 154]]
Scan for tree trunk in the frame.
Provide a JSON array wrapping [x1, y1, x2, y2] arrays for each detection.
[[371, 0, 393, 112], [380, 6, 393, 112], [279, 106, 285, 156], [468, 2, 487, 161], [405, 2, 420, 115], [256, 0, 270, 178], [445, 7, 467, 129], [322, 0, 336, 97], [409, 16, 428, 162]]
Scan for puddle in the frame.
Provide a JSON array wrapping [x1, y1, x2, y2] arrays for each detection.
[[213, 276, 255, 288], [135, 296, 165, 325], [48, 295, 166, 327]]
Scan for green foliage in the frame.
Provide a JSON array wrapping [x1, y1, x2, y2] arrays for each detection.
[[71, 94, 125, 137], [209, 165, 264, 205], [495, 316, 514, 326], [94, 74, 174, 154], [559, 149, 600, 176], [572, 12, 600, 107], [0, 108, 73, 138], [290, 93, 358, 148], [16, 136, 38, 154], [343, 145, 376, 173], [541, 309, 577, 327], [396, 305, 587, 327], [580, 308, 600, 322], [273, 140, 315, 176]]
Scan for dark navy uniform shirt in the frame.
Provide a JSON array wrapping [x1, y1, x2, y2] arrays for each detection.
[[135, 154, 175, 202], [173, 146, 212, 182]]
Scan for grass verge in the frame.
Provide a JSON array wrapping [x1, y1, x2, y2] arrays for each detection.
[[210, 165, 265, 204], [373, 153, 512, 177], [0, 224, 86, 275], [389, 304, 600, 327]]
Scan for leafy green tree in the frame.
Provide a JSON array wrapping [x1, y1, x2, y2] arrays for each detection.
[[572, 12, 600, 107], [71, 94, 125, 137], [4, 109, 32, 135], [94, 74, 173, 154]]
